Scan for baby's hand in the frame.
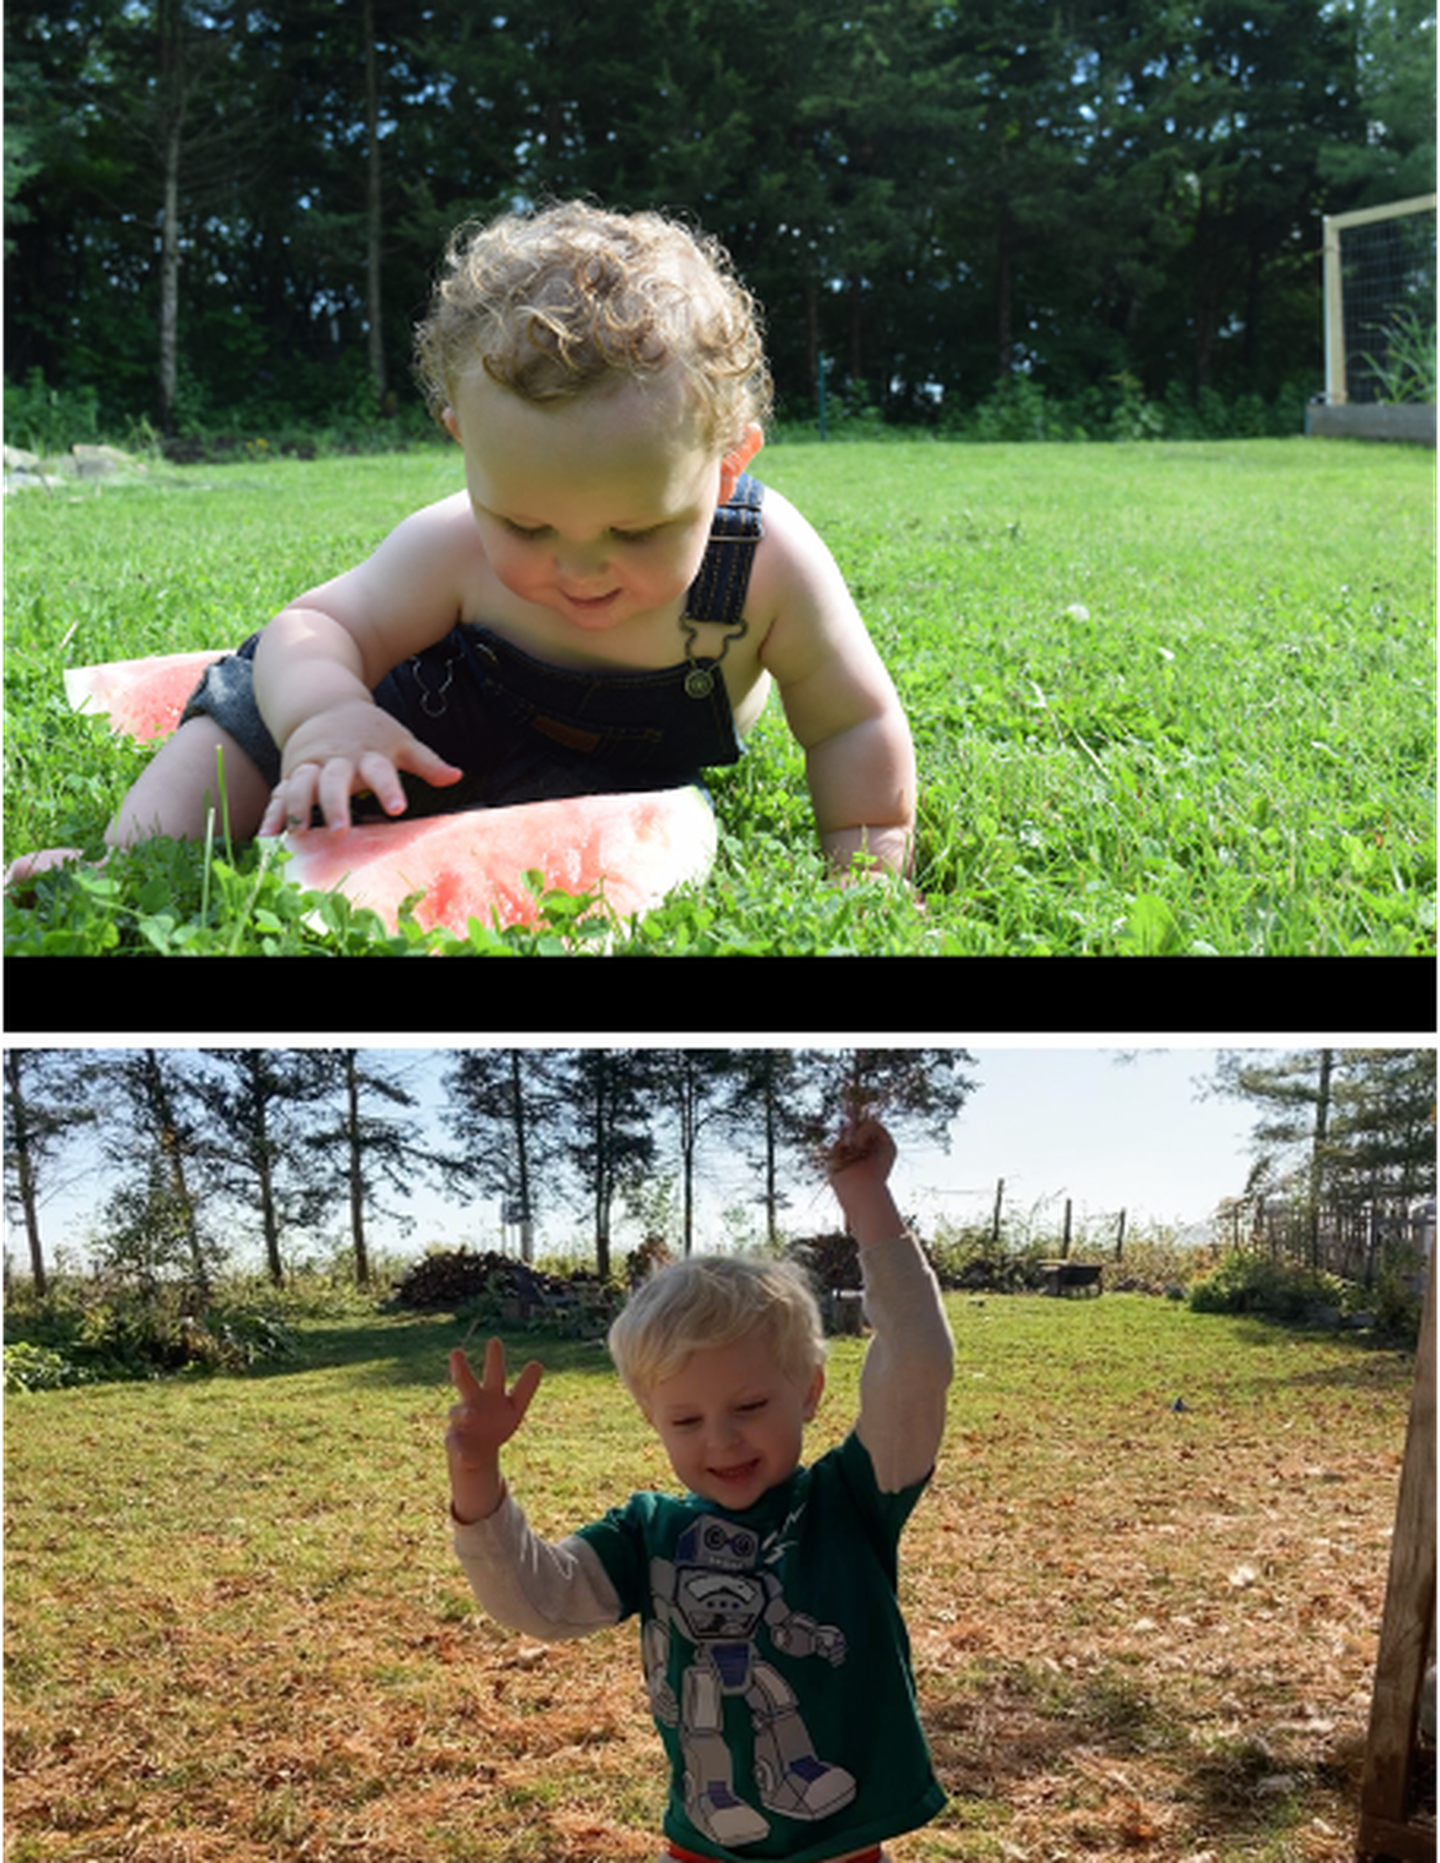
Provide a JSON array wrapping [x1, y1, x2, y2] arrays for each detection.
[[4, 847, 94, 894], [261, 700, 462, 834], [446, 1339, 544, 1470]]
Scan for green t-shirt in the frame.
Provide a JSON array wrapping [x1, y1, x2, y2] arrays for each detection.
[[574, 1429, 946, 1861]]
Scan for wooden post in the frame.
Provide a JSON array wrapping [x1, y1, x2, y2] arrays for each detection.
[[1323, 211, 1347, 405], [1115, 1209, 1127, 1261], [990, 1178, 1004, 1251], [1061, 1198, 1073, 1260], [1356, 1250, 1436, 1862]]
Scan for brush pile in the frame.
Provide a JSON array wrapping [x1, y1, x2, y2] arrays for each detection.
[[391, 1248, 603, 1313], [788, 1232, 864, 1293]]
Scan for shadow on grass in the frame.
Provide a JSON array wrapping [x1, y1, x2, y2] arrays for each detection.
[[927, 1661, 1175, 1799], [1227, 1310, 1411, 1345], [252, 1314, 619, 1387], [927, 1658, 1353, 1852], [1221, 1313, 1419, 1389], [1, 1305, 622, 1395]]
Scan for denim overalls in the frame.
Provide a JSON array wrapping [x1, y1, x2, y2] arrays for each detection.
[[178, 473, 766, 817]]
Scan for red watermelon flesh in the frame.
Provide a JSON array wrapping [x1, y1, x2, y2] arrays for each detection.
[[64, 650, 225, 742], [273, 786, 716, 936]]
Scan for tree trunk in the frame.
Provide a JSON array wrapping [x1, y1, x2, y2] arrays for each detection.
[[508, 1050, 534, 1263], [5, 1053, 48, 1296], [1309, 1047, 1335, 1269], [141, 1050, 206, 1293], [257, 1130, 284, 1286], [158, 117, 182, 433], [592, 1062, 612, 1281], [345, 1052, 370, 1286], [363, 0, 386, 404], [996, 198, 1014, 378], [804, 274, 820, 398], [761, 1075, 781, 1248]]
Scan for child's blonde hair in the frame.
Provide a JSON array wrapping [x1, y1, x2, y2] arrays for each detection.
[[608, 1255, 825, 1412], [414, 200, 773, 453]]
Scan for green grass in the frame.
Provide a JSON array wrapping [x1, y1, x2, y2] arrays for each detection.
[[4, 437, 1434, 954], [4, 1290, 1416, 1862]]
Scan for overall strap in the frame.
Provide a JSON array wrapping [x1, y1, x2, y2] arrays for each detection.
[[683, 473, 765, 626]]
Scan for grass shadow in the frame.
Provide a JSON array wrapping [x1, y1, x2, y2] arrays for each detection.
[[926, 1656, 1358, 1853], [927, 1659, 1175, 1799], [253, 1313, 619, 1388]]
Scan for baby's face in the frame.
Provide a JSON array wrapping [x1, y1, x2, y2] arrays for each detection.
[[449, 371, 752, 634], [645, 1331, 824, 1512]]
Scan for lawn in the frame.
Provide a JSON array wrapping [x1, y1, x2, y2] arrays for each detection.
[[3, 437, 1434, 956], [3, 1292, 1417, 1862]]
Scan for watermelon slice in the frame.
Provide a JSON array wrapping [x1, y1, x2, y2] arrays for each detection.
[[272, 787, 716, 937], [64, 650, 225, 743], [59, 652, 717, 940]]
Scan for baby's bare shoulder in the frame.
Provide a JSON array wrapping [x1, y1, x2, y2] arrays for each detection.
[[753, 484, 840, 589], [378, 489, 485, 563], [298, 490, 487, 663], [750, 485, 869, 674]]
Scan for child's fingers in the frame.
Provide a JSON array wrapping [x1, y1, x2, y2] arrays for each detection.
[[265, 763, 321, 835], [828, 1113, 893, 1174], [481, 1334, 510, 1391], [396, 738, 464, 789], [355, 749, 409, 818], [4, 847, 89, 893], [449, 1345, 487, 1401], [508, 1357, 544, 1424], [317, 758, 359, 831]]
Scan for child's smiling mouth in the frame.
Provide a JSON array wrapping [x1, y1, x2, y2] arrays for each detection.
[[710, 1458, 762, 1486], [560, 588, 622, 619]]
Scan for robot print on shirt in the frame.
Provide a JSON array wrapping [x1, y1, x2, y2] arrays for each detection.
[[645, 1513, 857, 1849]]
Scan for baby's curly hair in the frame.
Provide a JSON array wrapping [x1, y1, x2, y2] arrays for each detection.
[[414, 200, 773, 455]]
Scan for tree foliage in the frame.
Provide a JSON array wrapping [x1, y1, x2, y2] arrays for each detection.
[[4, 0, 1433, 436], [6, 1046, 984, 1289], [1205, 1046, 1437, 1207]]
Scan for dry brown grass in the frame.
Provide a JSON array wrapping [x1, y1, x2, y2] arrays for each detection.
[[4, 1297, 1417, 1863]]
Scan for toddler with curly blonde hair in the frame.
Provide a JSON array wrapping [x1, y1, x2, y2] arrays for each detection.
[[10, 200, 916, 890]]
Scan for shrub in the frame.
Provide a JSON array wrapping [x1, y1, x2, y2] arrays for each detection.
[[3, 1340, 90, 1393], [1188, 1251, 1358, 1327], [3, 1276, 300, 1385], [3, 368, 102, 456]]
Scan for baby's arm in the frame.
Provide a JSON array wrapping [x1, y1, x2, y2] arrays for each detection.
[[827, 1114, 954, 1492], [447, 1340, 622, 1639], [254, 498, 473, 832], [758, 493, 917, 878]]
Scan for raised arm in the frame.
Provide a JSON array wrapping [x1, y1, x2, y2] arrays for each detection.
[[826, 1109, 954, 1491], [446, 1338, 622, 1639]]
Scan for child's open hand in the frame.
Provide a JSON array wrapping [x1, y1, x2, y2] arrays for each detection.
[[261, 700, 462, 834], [447, 1339, 544, 1470]]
